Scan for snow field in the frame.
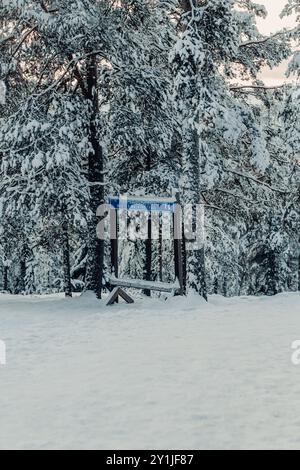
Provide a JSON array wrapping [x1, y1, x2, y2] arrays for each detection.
[[0, 292, 299, 449]]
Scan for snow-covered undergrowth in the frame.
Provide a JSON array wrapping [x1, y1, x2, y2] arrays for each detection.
[[0, 292, 299, 450]]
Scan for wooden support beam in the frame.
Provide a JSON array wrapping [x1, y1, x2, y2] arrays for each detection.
[[106, 193, 186, 307], [106, 287, 134, 306], [108, 276, 180, 294], [110, 207, 119, 303], [110, 208, 119, 277], [173, 195, 185, 295], [144, 213, 152, 297]]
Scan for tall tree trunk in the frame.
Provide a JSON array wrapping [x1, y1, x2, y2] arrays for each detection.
[[181, 128, 207, 300], [3, 264, 9, 292], [19, 258, 26, 293], [62, 220, 72, 298], [19, 243, 29, 294], [177, 0, 207, 300], [143, 214, 152, 296], [85, 55, 105, 299], [266, 250, 277, 296], [143, 150, 152, 296]]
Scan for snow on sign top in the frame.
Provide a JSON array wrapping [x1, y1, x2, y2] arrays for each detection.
[[108, 195, 177, 213]]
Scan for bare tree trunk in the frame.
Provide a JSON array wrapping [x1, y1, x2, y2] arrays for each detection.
[[85, 55, 105, 299], [143, 150, 152, 296], [174, 0, 207, 300], [62, 220, 72, 298], [3, 264, 9, 292], [182, 128, 207, 300], [19, 258, 26, 293]]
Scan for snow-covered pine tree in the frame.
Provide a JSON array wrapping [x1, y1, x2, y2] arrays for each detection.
[[0, 0, 119, 297], [282, 0, 300, 78], [279, 85, 300, 291], [0, 92, 91, 296], [0, 0, 180, 298], [170, 0, 291, 298], [103, 0, 176, 288], [0, 0, 298, 299], [227, 83, 299, 296], [0, 1, 118, 297]]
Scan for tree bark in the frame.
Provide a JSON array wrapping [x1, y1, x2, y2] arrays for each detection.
[[62, 220, 72, 298], [143, 150, 152, 296], [181, 129, 207, 300], [177, 0, 207, 300], [3, 264, 9, 292], [19, 258, 26, 293], [85, 55, 105, 299]]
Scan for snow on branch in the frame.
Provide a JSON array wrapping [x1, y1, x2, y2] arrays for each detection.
[[10, 26, 37, 60], [225, 168, 291, 194], [230, 85, 285, 92], [39, 1, 59, 14], [239, 30, 291, 48]]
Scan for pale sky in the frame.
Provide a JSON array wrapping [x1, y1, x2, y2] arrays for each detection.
[[256, 0, 297, 86]]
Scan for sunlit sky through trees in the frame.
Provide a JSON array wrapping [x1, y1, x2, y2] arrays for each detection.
[[257, 0, 298, 85]]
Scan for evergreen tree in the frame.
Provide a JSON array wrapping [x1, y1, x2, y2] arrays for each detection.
[[170, 0, 291, 298]]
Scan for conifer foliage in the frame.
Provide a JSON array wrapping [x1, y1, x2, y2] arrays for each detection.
[[0, 0, 299, 298]]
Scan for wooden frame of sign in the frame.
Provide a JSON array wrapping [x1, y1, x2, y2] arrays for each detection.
[[105, 193, 186, 305]]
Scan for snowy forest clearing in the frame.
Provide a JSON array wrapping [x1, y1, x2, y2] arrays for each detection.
[[0, 292, 300, 450]]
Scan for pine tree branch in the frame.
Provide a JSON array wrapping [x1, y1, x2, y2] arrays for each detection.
[[201, 193, 235, 216], [40, 1, 59, 14], [204, 204, 235, 217], [68, 55, 88, 98], [239, 30, 287, 48], [10, 27, 37, 60], [32, 50, 106, 98], [213, 188, 256, 204], [225, 168, 289, 194], [230, 85, 285, 92]]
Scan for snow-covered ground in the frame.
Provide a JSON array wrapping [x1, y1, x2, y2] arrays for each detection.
[[0, 291, 299, 450]]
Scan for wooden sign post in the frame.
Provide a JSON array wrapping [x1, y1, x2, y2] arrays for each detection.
[[106, 194, 186, 305]]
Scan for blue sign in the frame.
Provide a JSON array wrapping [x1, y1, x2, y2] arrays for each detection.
[[108, 196, 177, 213]]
